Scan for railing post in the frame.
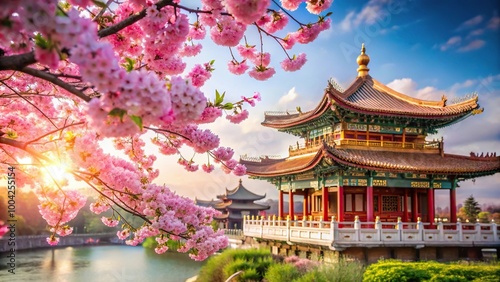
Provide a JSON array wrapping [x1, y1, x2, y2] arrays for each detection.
[[354, 216, 360, 241], [302, 216, 306, 228], [260, 216, 264, 238], [294, 215, 298, 227], [396, 217, 403, 241], [437, 220, 444, 241], [416, 217, 423, 241], [492, 220, 498, 242], [319, 216, 324, 228], [243, 215, 247, 234], [457, 219, 463, 241], [331, 216, 337, 244], [272, 215, 276, 226], [286, 217, 291, 243], [308, 215, 313, 227], [475, 220, 481, 240], [375, 216, 382, 241]]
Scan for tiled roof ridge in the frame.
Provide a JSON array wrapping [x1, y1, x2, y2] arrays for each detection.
[[445, 152, 500, 161], [240, 154, 287, 164], [329, 78, 478, 115], [262, 94, 331, 124]]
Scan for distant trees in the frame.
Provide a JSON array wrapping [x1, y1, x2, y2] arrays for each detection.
[[458, 195, 482, 222]]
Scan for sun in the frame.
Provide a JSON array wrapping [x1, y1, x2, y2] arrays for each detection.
[[42, 161, 72, 185]]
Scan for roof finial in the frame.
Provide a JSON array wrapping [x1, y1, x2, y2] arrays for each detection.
[[239, 178, 242, 185], [356, 43, 370, 77]]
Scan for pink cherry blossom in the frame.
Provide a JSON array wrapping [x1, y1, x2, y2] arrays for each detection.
[[281, 53, 307, 71], [226, 109, 250, 123], [306, 0, 333, 14], [249, 66, 276, 80], [281, 0, 304, 11], [101, 217, 120, 227], [227, 60, 249, 75], [233, 164, 247, 176], [223, 0, 270, 25]]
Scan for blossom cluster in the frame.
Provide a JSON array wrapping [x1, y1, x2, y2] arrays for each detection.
[[0, 0, 333, 261]]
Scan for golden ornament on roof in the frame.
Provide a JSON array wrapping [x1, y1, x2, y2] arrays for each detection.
[[357, 43, 370, 77]]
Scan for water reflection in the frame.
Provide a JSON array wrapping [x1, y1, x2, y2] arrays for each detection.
[[0, 245, 205, 282]]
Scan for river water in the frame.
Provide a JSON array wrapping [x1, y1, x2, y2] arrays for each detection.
[[0, 245, 205, 282]]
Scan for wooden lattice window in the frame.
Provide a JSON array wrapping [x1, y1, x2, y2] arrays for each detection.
[[382, 195, 398, 212]]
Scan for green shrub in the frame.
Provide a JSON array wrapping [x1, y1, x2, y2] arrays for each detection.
[[239, 268, 260, 282], [429, 274, 469, 282], [314, 259, 365, 282], [264, 263, 301, 282], [363, 260, 500, 282], [197, 248, 275, 282]]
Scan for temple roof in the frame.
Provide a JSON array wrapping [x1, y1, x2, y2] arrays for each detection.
[[224, 202, 270, 210], [218, 179, 266, 201], [241, 144, 500, 178], [261, 46, 481, 130], [327, 76, 479, 119], [194, 198, 221, 208]]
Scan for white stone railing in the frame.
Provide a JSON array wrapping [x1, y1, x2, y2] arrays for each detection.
[[243, 216, 500, 250]]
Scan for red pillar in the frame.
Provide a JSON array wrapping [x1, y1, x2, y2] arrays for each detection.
[[322, 186, 329, 220], [303, 190, 309, 218], [427, 187, 435, 225], [278, 190, 284, 218], [404, 189, 409, 222], [337, 186, 344, 222], [289, 190, 294, 218], [412, 190, 418, 222], [450, 187, 457, 223], [366, 185, 374, 222]]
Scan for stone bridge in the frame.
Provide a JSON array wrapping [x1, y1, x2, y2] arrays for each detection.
[[0, 232, 120, 252]]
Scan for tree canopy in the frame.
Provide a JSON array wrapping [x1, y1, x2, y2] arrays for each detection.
[[0, 0, 333, 260]]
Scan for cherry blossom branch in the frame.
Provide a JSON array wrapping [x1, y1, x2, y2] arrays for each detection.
[[72, 171, 191, 240], [26, 121, 85, 145], [19, 67, 91, 102], [0, 80, 59, 129], [255, 24, 293, 60], [0, 52, 36, 71], [271, 0, 307, 26]]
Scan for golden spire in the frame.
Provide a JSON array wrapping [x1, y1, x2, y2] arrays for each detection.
[[356, 43, 370, 77]]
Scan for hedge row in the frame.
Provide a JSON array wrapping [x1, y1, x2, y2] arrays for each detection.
[[363, 260, 500, 282]]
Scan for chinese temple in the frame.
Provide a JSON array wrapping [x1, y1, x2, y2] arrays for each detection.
[[240, 44, 500, 226], [195, 179, 270, 229]]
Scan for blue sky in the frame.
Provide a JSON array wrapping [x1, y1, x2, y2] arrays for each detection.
[[153, 0, 500, 209]]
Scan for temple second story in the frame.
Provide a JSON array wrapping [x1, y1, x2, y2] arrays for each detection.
[[261, 44, 483, 158]]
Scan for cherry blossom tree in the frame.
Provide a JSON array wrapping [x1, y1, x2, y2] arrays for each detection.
[[0, 0, 332, 260]]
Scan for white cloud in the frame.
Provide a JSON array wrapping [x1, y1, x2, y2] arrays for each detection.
[[386, 78, 446, 100], [487, 15, 500, 30], [339, 11, 355, 32], [440, 36, 462, 51], [278, 87, 299, 107], [458, 39, 486, 52], [455, 15, 483, 31], [466, 28, 484, 38], [338, 0, 393, 32]]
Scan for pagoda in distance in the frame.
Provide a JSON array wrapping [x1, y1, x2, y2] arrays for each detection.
[[240, 44, 500, 225], [195, 179, 270, 229]]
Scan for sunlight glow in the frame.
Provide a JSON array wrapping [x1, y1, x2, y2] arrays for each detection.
[[42, 161, 71, 185]]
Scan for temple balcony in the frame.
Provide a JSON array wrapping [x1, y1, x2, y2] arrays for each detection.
[[243, 216, 500, 250], [288, 138, 442, 157]]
